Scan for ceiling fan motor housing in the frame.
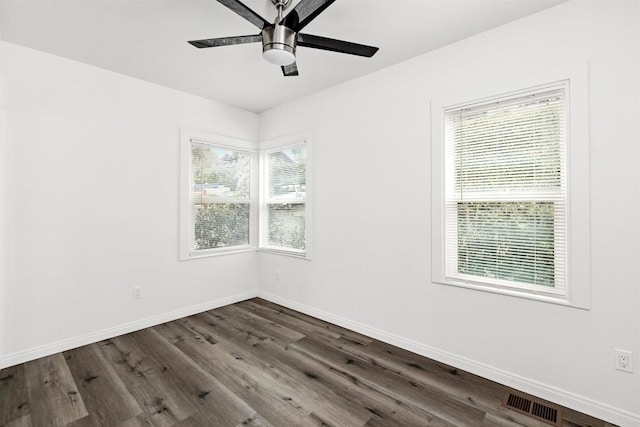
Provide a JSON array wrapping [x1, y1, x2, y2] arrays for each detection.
[[262, 24, 297, 61]]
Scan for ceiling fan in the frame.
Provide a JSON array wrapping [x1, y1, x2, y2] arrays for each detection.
[[188, 0, 379, 76]]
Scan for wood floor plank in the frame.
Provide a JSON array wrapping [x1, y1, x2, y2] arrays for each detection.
[[152, 320, 313, 427], [63, 343, 143, 425], [202, 309, 266, 347], [335, 337, 509, 412], [0, 364, 31, 425], [290, 336, 487, 426], [66, 414, 103, 427], [218, 303, 306, 343], [363, 411, 451, 427], [4, 414, 32, 427], [194, 311, 377, 425], [174, 410, 275, 427], [180, 313, 373, 426], [24, 353, 88, 427], [251, 298, 374, 345], [205, 309, 457, 427], [232, 413, 276, 427], [482, 412, 527, 426], [116, 414, 155, 427], [96, 335, 196, 426], [306, 411, 340, 426], [138, 329, 256, 426], [125, 328, 257, 426], [249, 334, 454, 426], [240, 300, 345, 344]]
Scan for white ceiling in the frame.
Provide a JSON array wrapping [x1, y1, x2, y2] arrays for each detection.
[[0, 0, 565, 113]]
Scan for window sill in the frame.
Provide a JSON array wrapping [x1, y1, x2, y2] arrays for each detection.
[[181, 246, 257, 260], [433, 277, 589, 310], [259, 247, 311, 260]]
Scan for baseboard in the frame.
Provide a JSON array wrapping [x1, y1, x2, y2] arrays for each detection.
[[0, 289, 258, 369], [257, 290, 640, 427]]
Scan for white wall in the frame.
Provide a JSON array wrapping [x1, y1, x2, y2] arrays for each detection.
[[258, 1, 640, 425], [0, 42, 259, 366], [0, 13, 5, 363]]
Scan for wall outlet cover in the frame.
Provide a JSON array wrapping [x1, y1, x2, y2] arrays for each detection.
[[614, 349, 633, 373]]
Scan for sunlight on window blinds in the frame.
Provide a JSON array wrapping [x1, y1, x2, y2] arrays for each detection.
[[266, 144, 306, 251], [191, 142, 251, 250], [444, 86, 567, 293]]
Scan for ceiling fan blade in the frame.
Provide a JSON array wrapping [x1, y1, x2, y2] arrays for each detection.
[[188, 34, 262, 48], [280, 0, 336, 32], [297, 33, 379, 57], [281, 62, 299, 76], [217, 0, 269, 29]]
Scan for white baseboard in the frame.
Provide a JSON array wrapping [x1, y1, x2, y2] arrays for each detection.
[[0, 289, 258, 369], [257, 290, 640, 427]]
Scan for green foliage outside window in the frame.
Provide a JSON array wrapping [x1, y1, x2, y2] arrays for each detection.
[[268, 204, 305, 250], [457, 202, 555, 286], [194, 203, 250, 250]]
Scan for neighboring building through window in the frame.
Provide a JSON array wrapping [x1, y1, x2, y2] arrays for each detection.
[[431, 66, 590, 308], [260, 136, 311, 257]]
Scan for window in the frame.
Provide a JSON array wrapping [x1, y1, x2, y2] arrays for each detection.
[[446, 85, 566, 294], [180, 129, 256, 259], [260, 135, 311, 257], [431, 66, 590, 308]]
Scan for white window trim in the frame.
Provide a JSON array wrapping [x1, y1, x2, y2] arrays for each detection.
[[431, 64, 590, 309], [179, 128, 258, 260], [259, 132, 313, 260]]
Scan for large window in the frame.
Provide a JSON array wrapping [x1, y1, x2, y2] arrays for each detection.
[[431, 66, 590, 307], [180, 130, 256, 259], [445, 86, 567, 295], [260, 136, 311, 257]]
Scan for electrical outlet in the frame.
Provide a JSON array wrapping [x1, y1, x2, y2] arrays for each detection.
[[133, 286, 143, 300], [615, 349, 633, 373], [275, 270, 280, 281]]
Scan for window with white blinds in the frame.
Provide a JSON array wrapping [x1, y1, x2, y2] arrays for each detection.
[[180, 129, 256, 259], [260, 139, 310, 256], [190, 141, 252, 251], [443, 84, 567, 296]]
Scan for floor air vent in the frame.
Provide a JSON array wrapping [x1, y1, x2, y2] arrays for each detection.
[[502, 391, 562, 426]]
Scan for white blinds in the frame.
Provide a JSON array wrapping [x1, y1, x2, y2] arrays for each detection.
[[264, 143, 307, 251], [190, 141, 251, 251], [266, 144, 307, 201], [443, 85, 567, 294]]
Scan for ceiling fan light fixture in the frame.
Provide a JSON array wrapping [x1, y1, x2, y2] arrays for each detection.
[[263, 45, 296, 65], [262, 24, 297, 66]]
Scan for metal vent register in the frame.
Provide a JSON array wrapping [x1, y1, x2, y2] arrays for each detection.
[[502, 391, 562, 426]]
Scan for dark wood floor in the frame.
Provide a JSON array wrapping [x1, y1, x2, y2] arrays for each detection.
[[0, 298, 612, 427]]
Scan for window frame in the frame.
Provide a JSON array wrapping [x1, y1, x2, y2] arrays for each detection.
[[431, 64, 590, 309], [259, 132, 312, 259], [179, 128, 258, 260]]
